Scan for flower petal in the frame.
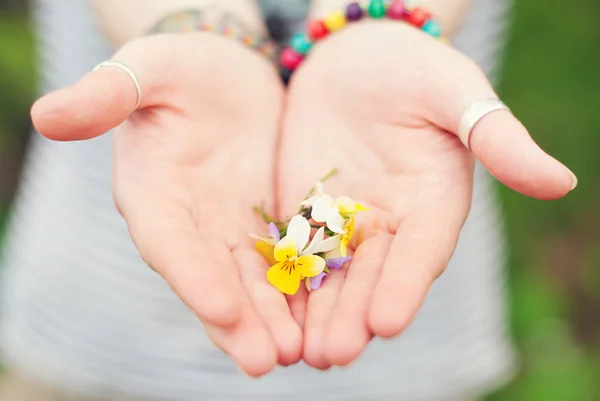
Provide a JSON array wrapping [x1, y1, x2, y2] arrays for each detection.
[[344, 215, 356, 241], [300, 195, 318, 207], [339, 217, 355, 257], [295, 255, 326, 278], [355, 202, 369, 212], [326, 212, 345, 234], [326, 256, 353, 270], [274, 236, 298, 262], [325, 247, 342, 259], [267, 262, 301, 295], [314, 181, 325, 196], [309, 272, 328, 291], [268, 222, 280, 242], [255, 241, 277, 265], [301, 227, 325, 256], [286, 215, 311, 253], [249, 233, 275, 245], [335, 196, 357, 216], [316, 235, 341, 253], [311, 196, 335, 223]]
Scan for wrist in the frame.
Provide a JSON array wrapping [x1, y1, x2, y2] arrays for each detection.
[[310, 0, 472, 37], [92, 0, 268, 47], [150, 8, 278, 62]]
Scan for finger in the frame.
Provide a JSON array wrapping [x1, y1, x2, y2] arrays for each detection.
[[234, 247, 303, 366], [31, 39, 165, 141], [203, 305, 279, 377], [303, 268, 346, 370], [325, 234, 392, 366], [423, 46, 576, 199], [145, 227, 277, 377], [124, 199, 277, 376], [287, 287, 309, 327], [368, 200, 465, 339]]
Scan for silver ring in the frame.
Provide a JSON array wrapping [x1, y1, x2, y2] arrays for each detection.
[[93, 61, 142, 110], [458, 98, 510, 149]]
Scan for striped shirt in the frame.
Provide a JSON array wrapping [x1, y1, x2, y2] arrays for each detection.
[[0, 0, 516, 400]]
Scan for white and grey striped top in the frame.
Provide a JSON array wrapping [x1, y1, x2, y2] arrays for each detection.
[[0, 1, 516, 400]]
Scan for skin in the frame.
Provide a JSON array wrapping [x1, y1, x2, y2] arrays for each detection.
[[278, 21, 575, 369], [31, 34, 301, 376], [30, 23, 576, 377]]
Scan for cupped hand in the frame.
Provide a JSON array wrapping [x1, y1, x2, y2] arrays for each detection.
[[30, 33, 302, 376], [277, 21, 575, 369]]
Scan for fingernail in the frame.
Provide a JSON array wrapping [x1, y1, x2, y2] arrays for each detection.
[[562, 164, 578, 191]]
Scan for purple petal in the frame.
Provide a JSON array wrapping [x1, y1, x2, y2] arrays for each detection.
[[326, 256, 353, 270], [268, 222, 280, 242], [309, 272, 328, 290]]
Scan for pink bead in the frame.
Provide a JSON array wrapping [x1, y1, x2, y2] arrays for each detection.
[[280, 47, 304, 70], [387, 0, 405, 20]]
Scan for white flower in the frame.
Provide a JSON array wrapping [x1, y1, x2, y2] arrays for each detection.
[[301, 182, 367, 234], [284, 214, 338, 256]]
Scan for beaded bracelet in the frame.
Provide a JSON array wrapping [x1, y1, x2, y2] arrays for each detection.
[[152, 10, 279, 63], [279, 0, 447, 80]]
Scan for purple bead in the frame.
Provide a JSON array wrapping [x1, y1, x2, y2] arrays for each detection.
[[346, 2, 364, 21]]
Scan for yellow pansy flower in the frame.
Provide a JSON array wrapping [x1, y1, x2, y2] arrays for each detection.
[[266, 215, 329, 295]]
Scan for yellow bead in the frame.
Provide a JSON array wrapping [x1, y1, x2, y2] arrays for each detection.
[[324, 11, 346, 31], [440, 37, 451, 45]]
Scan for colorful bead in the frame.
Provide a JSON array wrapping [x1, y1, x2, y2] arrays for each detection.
[[290, 33, 313, 54], [281, 2, 445, 83], [280, 47, 304, 70], [406, 7, 430, 27], [346, 2, 364, 21], [387, 0, 406, 19], [307, 20, 329, 40], [422, 20, 442, 37], [368, 0, 387, 18], [324, 11, 347, 31]]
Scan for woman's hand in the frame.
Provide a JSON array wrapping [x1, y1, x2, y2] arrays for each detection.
[[277, 21, 575, 369], [31, 33, 302, 376]]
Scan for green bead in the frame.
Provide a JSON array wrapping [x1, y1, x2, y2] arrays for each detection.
[[290, 33, 313, 55], [368, 0, 386, 18], [422, 20, 442, 37]]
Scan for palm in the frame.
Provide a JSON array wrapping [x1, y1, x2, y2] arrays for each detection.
[[33, 34, 301, 375], [279, 22, 492, 368]]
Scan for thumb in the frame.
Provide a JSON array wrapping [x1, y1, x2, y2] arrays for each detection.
[[31, 38, 166, 141], [423, 46, 577, 200]]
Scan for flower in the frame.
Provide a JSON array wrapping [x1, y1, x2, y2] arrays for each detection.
[[326, 256, 353, 270], [320, 214, 357, 257], [304, 256, 353, 291], [301, 182, 367, 234], [266, 215, 329, 295], [251, 222, 280, 265], [306, 272, 328, 291]]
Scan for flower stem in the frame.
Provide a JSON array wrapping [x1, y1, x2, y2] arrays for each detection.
[[297, 168, 339, 214], [253, 205, 277, 224]]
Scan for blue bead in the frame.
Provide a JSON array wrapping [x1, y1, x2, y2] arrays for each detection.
[[422, 20, 442, 38], [290, 33, 313, 55]]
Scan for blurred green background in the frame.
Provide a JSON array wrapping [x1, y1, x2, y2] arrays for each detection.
[[0, 1, 599, 400]]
